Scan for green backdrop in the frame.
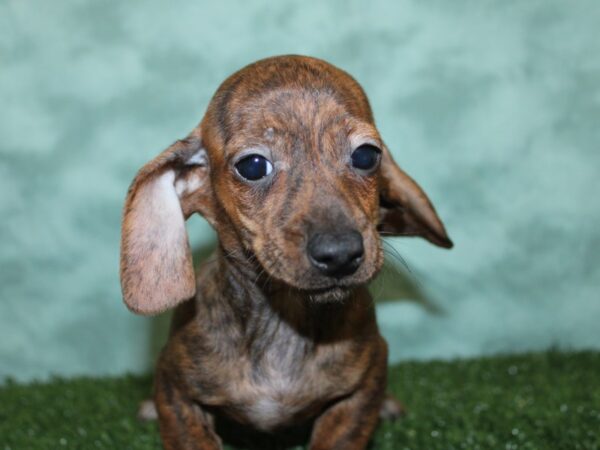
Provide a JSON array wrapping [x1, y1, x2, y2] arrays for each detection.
[[1, 0, 599, 381]]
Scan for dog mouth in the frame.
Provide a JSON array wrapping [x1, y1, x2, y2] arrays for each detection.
[[258, 255, 381, 302], [262, 261, 375, 301], [297, 285, 354, 302]]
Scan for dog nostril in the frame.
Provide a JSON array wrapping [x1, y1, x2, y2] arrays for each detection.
[[307, 231, 364, 278]]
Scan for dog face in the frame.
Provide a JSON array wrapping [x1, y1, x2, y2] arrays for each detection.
[[204, 83, 386, 300], [120, 56, 452, 314]]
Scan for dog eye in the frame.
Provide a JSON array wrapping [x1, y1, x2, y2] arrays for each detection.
[[351, 144, 381, 171], [235, 154, 274, 181]]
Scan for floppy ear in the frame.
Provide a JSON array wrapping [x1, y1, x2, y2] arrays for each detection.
[[378, 146, 453, 248], [120, 136, 216, 315]]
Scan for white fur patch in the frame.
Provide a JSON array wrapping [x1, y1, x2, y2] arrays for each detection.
[[186, 149, 207, 166], [253, 398, 281, 420], [175, 173, 203, 197], [274, 160, 289, 171], [247, 397, 286, 430], [350, 134, 381, 150], [238, 367, 300, 431]]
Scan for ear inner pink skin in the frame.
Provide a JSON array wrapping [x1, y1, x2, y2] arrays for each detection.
[[121, 170, 195, 315], [120, 139, 208, 316]]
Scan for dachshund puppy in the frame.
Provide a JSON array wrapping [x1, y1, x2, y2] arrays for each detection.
[[120, 55, 452, 450]]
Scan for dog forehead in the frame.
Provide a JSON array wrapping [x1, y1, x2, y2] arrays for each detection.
[[219, 91, 380, 164], [236, 88, 351, 137], [202, 56, 374, 149]]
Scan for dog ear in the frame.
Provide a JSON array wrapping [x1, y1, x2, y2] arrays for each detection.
[[378, 146, 453, 248], [120, 136, 216, 315]]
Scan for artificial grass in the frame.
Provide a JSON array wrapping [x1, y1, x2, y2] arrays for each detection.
[[1, 351, 599, 449]]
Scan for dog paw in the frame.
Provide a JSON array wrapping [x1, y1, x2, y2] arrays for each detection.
[[137, 399, 158, 421], [379, 394, 407, 421]]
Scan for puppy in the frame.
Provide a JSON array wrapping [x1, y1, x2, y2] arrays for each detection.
[[120, 55, 452, 450]]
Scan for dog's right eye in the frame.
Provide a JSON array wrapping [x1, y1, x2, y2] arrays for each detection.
[[235, 154, 274, 181], [351, 144, 381, 172]]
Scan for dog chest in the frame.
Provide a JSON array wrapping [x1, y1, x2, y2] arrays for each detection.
[[220, 340, 362, 432]]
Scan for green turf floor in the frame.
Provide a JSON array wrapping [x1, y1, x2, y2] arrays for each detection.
[[1, 351, 599, 449]]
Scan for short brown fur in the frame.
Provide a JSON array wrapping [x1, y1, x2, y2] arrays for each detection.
[[120, 55, 452, 449]]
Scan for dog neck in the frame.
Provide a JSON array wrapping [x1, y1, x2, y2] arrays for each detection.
[[209, 244, 368, 345]]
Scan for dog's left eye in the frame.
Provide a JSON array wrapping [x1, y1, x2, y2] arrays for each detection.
[[235, 154, 274, 181], [351, 144, 381, 172]]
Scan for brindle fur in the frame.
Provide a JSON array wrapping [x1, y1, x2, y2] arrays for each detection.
[[120, 55, 452, 450]]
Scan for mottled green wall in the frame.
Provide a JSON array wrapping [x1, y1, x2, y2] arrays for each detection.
[[1, 1, 599, 381]]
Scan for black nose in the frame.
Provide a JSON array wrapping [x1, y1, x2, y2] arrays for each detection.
[[307, 231, 364, 278]]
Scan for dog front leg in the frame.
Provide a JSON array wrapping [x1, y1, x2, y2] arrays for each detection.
[[155, 371, 222, 450], [309, 347, 388, 450]]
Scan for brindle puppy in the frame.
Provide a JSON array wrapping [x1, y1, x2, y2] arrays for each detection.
[[120, 55, 452, 450]]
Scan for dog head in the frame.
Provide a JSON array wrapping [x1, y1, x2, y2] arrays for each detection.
[[120, 55, 452, 315]]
